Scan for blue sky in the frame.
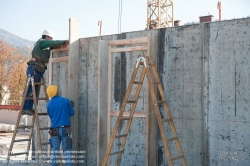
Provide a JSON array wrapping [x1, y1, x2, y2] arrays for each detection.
[[0, 0, 249, 41]]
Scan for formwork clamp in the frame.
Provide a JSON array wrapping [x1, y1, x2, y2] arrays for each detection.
[[136, 56, 147, 68]]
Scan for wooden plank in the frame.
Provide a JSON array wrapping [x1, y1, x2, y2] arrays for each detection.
[[110, 111, 147, 118], [110, 46, 148, 53], [51, 47, 69, 52], [69, 18, 80, 152], [146, 34, 158, 166], [106, 45, 112, 165], [0, 105, 20, 110], [108, 37, 148, 46], [51, 56, 69, 63]]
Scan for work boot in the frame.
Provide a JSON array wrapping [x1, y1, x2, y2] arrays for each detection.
[[22, 109, 35, 116]]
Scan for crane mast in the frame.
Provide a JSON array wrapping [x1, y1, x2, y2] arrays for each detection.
[[147, 0, 174, 29]]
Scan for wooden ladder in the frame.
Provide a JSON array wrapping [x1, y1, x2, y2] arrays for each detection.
[[102, 56, 187, 166], [6, 76, 50, 166]]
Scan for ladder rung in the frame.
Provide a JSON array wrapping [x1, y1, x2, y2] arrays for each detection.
[[153, 81, 160, 84], [167, 136, 178, 141], [40, 127, 50, 130], [162, 117, 172, 122], [17, 132, 31, 136], [38, 98, 48, 100], [25, 97, 33, 100], [157, 100, 166, 103], [26, 97, 48, 100], [133, 81, 143, 84], [115, 133, 128, 138], [14, 139, 30, 142], [172, 154, 184, 161], [38, 113, 48, 116], [127, 100, 137, 103], [34, 82, 44, 85], [42, 142, 50, 145], [10, 152, 28, 156], [18, 125, 33, 128], [110, 149, 124, 156], [121, 117, 132, 121], [139, 62, 144, 65]]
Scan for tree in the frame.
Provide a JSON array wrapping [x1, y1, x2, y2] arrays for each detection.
[[0, 40, 28, 105]]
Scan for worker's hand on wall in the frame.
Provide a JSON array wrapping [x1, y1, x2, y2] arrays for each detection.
[[70, 100, 75, 108], [60, 40, 69, 48], [64, 40, 69, 45]]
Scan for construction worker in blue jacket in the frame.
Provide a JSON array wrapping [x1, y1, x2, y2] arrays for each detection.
[[46, 85, 75, 166], [22, 29, 69, 115]]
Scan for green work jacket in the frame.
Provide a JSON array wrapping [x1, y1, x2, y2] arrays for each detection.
[[31, 39, 66, 63]]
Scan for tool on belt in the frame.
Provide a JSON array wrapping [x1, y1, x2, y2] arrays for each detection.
[[49, 128, 58, 136], [49, 126, 72, 148], [34, 59, 47, 73], [49, 126, 71, 137], [27, 58, 47, 73]]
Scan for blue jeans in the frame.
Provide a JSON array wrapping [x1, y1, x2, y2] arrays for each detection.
[[49, 127, 73, 166], [23, 64, 44, 110]]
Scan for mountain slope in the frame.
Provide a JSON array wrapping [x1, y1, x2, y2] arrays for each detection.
[[0, 28, 35, 50]]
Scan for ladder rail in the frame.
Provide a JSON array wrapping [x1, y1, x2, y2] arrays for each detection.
[[24, 115, 35, 161], [150, 64, 187, 166], [6, 77, 31, 165], [41, 77, 51, 156], [41, 77, 50, 102], [31, 77, 44, 164], [144, 62, 174, 166], [116, 68, 146, 166], [150, 64, 173, 118], [101, 64, 141, 166], [102, 56, 187, 166], [6, 76, 49, 166]]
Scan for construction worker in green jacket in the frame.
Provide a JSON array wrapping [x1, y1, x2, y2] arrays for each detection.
[[22, 29, 69, 115]]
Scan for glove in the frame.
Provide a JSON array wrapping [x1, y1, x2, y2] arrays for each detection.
[[70, 100, 75, 108]]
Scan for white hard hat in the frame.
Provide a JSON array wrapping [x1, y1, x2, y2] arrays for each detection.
[[42, 29, 54, 38]]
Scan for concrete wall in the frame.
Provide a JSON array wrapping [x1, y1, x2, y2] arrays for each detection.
[[158, 23, 205, 165], [44, 17, 250, 166], [205, 19, 250, 166]]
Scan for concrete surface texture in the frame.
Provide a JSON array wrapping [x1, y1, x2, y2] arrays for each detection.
[[40, 17, 250, 166]]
